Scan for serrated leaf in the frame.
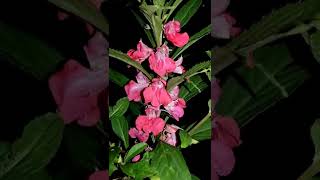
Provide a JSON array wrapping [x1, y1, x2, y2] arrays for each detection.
[[48, 0, 109, 35], [109, 48, 152, 79], [0, 22, 64, 80], [310, 31, 320, 64], [0, 113, 64, 180], [150, 143, 191, 180], [179, 130, 192, 148], [109, 68, 129, 86], [167, 61, 210, 91], [109, 97, 129, 120], [111, 116, 129, 149], [179, 75, 209, 102], [174, 0, 202, 27], [124, 143, 148, 163], [172, 25, 211, 59]]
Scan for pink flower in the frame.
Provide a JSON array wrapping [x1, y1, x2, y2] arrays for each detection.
[[127, 40, 153, 63], [88, 170, 108, 180], [132, 154, 141, 162], [212, 0, 241, 39], [125, 72, 150, 101], [84, 32, 108, 72], [211, 114, 240, 179], [136, 115, 165, 136], [143, 78, 172, 107], [163, 20, 189, 47], [173, 56, 185, 74], [129, 128, 149, 142], [148, 44, 176, 77], [49, 59, 106, 126], [160, 124, 179, 146], [164, 86, 186, 121]]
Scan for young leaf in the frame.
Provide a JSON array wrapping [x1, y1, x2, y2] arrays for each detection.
[[109, 48, 152, 79], [0, 22, 64, 80], [48, 0, 109, 35], [111, 116, 129, 149], [124, 143, 148, 163], [0, 113, 64, 180], [150, 142, 192, 180], [179, 130, 193, 148], [174, 0, 202, 27], [109, 97, 130, 120], [172, 25, 211, 59]]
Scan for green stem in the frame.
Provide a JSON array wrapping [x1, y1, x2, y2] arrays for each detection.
[[298, 160, 320, 180]]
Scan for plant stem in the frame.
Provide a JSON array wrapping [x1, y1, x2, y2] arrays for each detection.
[[298, 160, 320, 180]]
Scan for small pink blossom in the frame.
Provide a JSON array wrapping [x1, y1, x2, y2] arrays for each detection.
[[136, 115, 165, 136], [164, 86, 186, 121], [129, 128, 149, 142], [163, 20, 189, 47], [173, 56, 185, 74], [160, 124, 179, 146], [49, 59, 106, 126], [143, 78, 172, 107], [125, 72, 150, 102], [132, 154, 141, 162], [88, 170, 108, 180], [148, 44, 176, 77], [127, 40, 153, 63]]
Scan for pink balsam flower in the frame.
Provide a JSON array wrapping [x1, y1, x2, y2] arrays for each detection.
[[135, 115, 165, 136], [164, 20, 189, 47], [173, 56, 185, 74], [88, 170, 108, 180], [143, 78, 172, 107], [49, 59, 106, 126], [212, 0, 241, 39], [132, 154, 141, 162], [164, 86, 186, 121], [160, 124, 179, 146], [148, 44, 176, 77], [129, 128, 149, 142], [127, 40, 153, 63], [125, 72, 150, 102]]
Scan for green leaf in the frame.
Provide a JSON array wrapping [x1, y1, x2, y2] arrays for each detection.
[[111, 116, 129, 149], [310, 31, 320, 64], [179, 75, 209, 102], [121, 160, 158, 180], [124, 143, 148, 163], [0, 22, 64, 80], [179, 130, 192, 148], [164, 0, 183, 22], [150, 142, 192, 180], [187, 113, 211, 141], [109, 97, 130, 120], [109, 48, 152, 79], [172, 25, 211, 59], [174, 0, 202, 27], [63, 125, 100, 171], [109, 147, 121, 176], [0, 113, 64, 180], [109, 68, 129, 86], [48, 0, 109, 35], [0, 142, 10, 158], [167, 61, 210, 91]]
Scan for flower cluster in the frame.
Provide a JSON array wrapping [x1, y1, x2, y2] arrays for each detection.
[[124, 20, 189, 160]]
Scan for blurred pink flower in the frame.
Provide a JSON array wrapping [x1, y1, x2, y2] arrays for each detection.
[[125, 72, 150, 102], [143, 78, 172, 107], [127, 40, 153, 63], [49, 59, 106, 126], [212, 79, 222, 105], [164, 20, 189, 47], [160, 124, 179, 146], [148, 44, 176, 77], [88, 170, 108, 180], [212, 0, 241, 39]]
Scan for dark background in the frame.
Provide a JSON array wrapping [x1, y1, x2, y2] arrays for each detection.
[[220, 0, 320, 179]]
